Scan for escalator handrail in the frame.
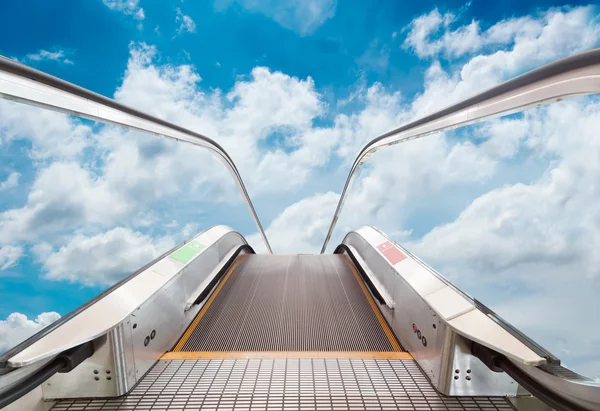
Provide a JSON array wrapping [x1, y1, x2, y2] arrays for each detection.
[[0, 55, 272, 254], [0, 226, 223, 366], [321, 48, 600, 253]]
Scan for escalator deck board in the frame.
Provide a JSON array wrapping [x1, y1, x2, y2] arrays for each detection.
[[175, 255, 400, 352], [52, 358, 515, 411]]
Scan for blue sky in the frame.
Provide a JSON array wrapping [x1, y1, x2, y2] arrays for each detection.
[[1, 0, 599, 379]]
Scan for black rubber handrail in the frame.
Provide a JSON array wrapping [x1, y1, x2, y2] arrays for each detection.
[[473, 342, 587, 411], [0, 342, 94, 409]]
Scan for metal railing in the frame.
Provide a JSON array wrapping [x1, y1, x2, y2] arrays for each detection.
[[0, 56, 273, 253], [321, 48, 600, 253]]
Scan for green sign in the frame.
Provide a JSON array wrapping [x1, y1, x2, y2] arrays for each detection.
[[170, 240, 206, 264]]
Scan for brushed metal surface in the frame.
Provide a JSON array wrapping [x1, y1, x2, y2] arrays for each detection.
[[341, 228, 520, 396], [446, 333, 517, 397], [509, 360, 600, 410], [7, 226, 243, 367], [43, 335, 119, 399], [32, 229, 247, 400]]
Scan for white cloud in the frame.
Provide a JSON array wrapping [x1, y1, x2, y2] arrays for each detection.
[[102, 0, 145, 20], [242, 6, 600, 378], [247, 191, 339, 253], [182, 223, 198, 238], [0, 101, 91, 159], [0, 43, 327, 247], [0, 312, 60, 354], [2, 4, 600, 378], [407, 8, 600, 119], [0, 172, 20, 192], [216, 0, 336, 35], [0, 245, 23, 271], [37, 227, 175, 285], [0, 162, 129, 244], [403, 6, 599, 60], [113, 42, 329, 195], [22, 49, 73, 65], [411, 99, 600, 283], [176, 7, 197, 34]]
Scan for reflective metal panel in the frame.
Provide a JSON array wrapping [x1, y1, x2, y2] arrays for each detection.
[[341, 227, 521, 396], [43, 335, 119, 398], [9, 227, 248, 400], [7, 226, 241, 367]]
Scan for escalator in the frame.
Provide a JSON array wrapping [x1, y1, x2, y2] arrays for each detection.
[[47, 250, 515, 411], [2, 51, 600, 411]]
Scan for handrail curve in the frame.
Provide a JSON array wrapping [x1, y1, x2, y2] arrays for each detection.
[[321, 48, 600, 253], [0, 56, 273, 253]]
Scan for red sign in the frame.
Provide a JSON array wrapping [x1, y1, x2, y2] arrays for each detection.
[[377, 241, 407, 265]]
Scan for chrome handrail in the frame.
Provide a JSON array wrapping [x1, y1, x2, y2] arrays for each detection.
[[321, 48, 600, 253], [0, 56, 273, 253]]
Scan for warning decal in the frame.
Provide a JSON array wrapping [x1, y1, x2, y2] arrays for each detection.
[[377, 241, 407, 265]]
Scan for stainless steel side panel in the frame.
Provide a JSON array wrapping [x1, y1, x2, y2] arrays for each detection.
[[36, 227, 247, 399], [43, 335, 120, 398], [343, 226, 600, 408], [342, 228, 517, 396]]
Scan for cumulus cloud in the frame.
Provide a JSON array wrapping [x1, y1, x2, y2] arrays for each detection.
[[0, 162, 129, 244], [407, 7, 600, 118], [37, 227, 175, 285], [0, 101, 92, 159], [2, 4, 600, 378], [21, 49, 73, 65], [216, 0, 336, 35], [411, 99, 600, 280], [247, 191, 339, 253], [113, 42, 329, 194], [102, 0, 145, 20], [0, 172, 20, 192], [0, 312, 60, 354], [404, 6, 599, 60], [0, 41, 330, 249], [242, 6, 600, 378], [175, 8, 196, 34]]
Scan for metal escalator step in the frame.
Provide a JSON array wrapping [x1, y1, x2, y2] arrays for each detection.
[[174, 255, 400, 352], [51, 358, 515, 411]]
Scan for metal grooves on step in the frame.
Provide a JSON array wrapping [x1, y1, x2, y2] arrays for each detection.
[[175, 255, 400, 352]]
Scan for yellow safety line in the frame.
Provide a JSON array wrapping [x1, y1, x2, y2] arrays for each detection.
[[161, 351, 413, 360], [173, 255, 247, 351], [342, 256, 402, 352]]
